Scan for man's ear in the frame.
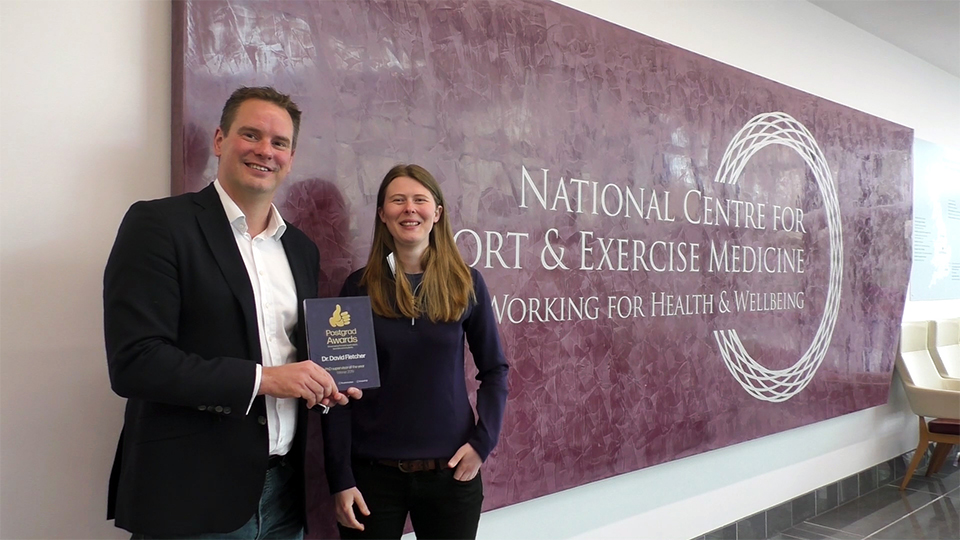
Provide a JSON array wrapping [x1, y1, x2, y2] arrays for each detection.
[[213, 127, 225, 158]]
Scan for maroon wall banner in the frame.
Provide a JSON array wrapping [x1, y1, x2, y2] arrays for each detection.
[[173, 0, 912, 534]]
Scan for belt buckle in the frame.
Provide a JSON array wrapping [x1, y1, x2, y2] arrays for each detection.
[[398, 460, 414, 473]]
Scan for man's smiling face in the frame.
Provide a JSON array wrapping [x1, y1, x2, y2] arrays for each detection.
[[214, 98, 295, 202]]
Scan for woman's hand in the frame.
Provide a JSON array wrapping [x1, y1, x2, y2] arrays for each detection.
[[320, 386, 363, 408], [447, 443, 482, 481], [334, 487, 370, 530]]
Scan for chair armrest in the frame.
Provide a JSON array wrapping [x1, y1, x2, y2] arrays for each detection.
[[902, 382, 960, 419]]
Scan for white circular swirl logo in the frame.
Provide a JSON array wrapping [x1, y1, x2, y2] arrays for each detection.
[[712, 112, 843, 402]]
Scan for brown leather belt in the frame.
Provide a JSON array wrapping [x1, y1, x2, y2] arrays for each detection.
[[375, 458, 449, 473]]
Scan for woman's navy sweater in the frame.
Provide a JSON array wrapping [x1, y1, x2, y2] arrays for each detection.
[[322, 267, 509, 493]]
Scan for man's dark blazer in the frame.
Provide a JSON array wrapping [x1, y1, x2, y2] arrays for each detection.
[[103, 183, 319, 536]]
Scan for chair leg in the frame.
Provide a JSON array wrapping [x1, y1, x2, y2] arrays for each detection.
[[900, 417, 930, 491], [927, 443, 954, 475], [934, 443, 955, 472]]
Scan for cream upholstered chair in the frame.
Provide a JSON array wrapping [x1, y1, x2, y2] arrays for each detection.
[[895, 320, 960, 491], [932, 318, 960, 378]]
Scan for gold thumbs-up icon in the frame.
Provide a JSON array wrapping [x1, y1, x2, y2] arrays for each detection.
[[329, 304, 351, 327]]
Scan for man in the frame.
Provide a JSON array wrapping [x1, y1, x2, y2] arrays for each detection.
[[104, 87, 357, 538]]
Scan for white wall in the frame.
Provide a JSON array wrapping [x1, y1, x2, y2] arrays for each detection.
[[0, 1, 170, 538], [0, 1, 956, 539]]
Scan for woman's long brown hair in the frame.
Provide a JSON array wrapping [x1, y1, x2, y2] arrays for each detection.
[[360, 164, 474, 322]]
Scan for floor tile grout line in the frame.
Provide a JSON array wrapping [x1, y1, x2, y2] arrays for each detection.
[[804, 516, 863, 538], [883, 480, 946, 497], [796, 520, 866, 537], [860, 491, 952, 540], [901, 484, 948, 497]]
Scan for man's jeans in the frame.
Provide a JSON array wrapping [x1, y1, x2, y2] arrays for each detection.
[[132, 459, 303, 540]]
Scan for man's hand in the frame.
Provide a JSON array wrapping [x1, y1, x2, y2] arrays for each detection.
[[334, 487, 370, 530], [259, 361, 340, 408], [447, 443, 482, 482]]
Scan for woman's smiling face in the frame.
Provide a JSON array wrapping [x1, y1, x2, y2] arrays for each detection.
[[377, 176, 442, 253]]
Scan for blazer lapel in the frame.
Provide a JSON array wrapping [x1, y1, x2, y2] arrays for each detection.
[[282, 233, 312, 304], [194, 184, 261, 361], [282, 230, 314, 360]]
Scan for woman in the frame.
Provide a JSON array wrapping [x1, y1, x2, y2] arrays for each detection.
[[322, 164, 509, 539]]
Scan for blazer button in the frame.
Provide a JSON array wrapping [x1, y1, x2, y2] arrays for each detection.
[[214, 406, 223, 413], [223, 407, 232, 415], [258, 416, 267, 425]]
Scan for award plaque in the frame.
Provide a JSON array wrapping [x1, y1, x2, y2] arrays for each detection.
[[303, 296, 381, 389]]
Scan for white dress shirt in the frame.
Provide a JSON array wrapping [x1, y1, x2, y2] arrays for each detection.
[[214, 179, 299, 457]]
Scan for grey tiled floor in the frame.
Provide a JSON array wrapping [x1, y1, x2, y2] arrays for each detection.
[[773, 455, 959, 540]]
